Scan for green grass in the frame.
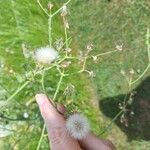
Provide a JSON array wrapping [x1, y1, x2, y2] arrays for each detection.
[[70, 0, 150, 149], [0, 0, 150, 149]]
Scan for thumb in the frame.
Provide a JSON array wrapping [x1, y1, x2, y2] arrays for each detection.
[[35, 93, 65, 128], [35, 94, 81, 150]]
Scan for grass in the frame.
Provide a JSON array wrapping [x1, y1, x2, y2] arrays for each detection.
[[69, 0, 150, 149], [0, 0, 150, 149]]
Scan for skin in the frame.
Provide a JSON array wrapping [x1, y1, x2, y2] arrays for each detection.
[[35, 94, 116, 150]]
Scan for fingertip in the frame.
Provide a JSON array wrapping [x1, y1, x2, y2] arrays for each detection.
[[35, 93, 47, 99], [35, 93, 48, 106], [35, 93, 57, 116]]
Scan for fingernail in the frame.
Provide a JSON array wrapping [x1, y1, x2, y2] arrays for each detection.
[[35, 93, 46, 106]]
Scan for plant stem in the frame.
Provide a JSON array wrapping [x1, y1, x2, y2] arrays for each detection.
[[51, 0, 72, 18], [48, 10, 52, 47], [35, 64, 55, 75], [26, 97, 35, 106], [36, 12, 53, 147], [82, 56, 88, 71], [41, 70, 46, 92], [62, 15, 69, 48], [131, 63, 150, 85], [131, 29, 150, 85], [37, 0, 49, 16], [7, 80, 30, 101], [36, 125, 46, 150], [99, 110, 123, 135], [146, 28, 150, 62], [53, 71, 64, 101], [63, 15, 69, 57], [36, 70, 64, 149], [95, 49, 118, 57]]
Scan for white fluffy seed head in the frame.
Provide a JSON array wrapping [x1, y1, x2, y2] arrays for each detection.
[[34, 47, 58, 64], [66, 113, 90, 140]]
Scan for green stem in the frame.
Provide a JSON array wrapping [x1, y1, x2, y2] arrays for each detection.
[[99, 74, 132, 135], [131, 29, 150, 85], [26, 97, 35, 106], [146, 28, 150, 62], [51, 0, 72, 18], [131, 63, 150, 85], [99, 110, 123, 135], [37, 0, 49, 16], [7, 80, 30, 101], [82, 56, 88, 71], [63, 17, 69, 49], [36, 70, 64, 149], [53, 72, 64, 100], [34, 1, 72, 149], [95, 50, 118, 57], [35, 65, 55, 75], [48, 10, 52, 47], [41, 70, 46, 92], [36, 125, 46, 150], [63, 15, 70, 57]]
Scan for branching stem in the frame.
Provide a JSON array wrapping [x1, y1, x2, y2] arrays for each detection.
[[51, 0, 72, 18]]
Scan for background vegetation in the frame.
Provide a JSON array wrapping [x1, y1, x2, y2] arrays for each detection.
[[0, 0, 150, 149]]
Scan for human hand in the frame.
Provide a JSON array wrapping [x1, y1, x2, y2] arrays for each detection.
[[35, 94, 115, 150]]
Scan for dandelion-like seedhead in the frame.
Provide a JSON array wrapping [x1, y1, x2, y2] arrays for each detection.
[[66, 113, 90, 140], [34, 47, 58, 64]]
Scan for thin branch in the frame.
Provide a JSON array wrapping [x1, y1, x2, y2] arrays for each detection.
[[37, 0, 49, 16], [51, 0, 72, 18], [53, 70, 64, 101], [146, 28, 150, 62], [62, 16, 69, 49], [131, 63, 150, 85], [48, 9, 52, 47], [131, 29, 150, 85], [95, 49, 118, 57], [6, 80, 30, 101], [41, 69, 46, 92], [36, 125, 46, 150], [36, 69, 65, 149], [99, 110, 123, 135]]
